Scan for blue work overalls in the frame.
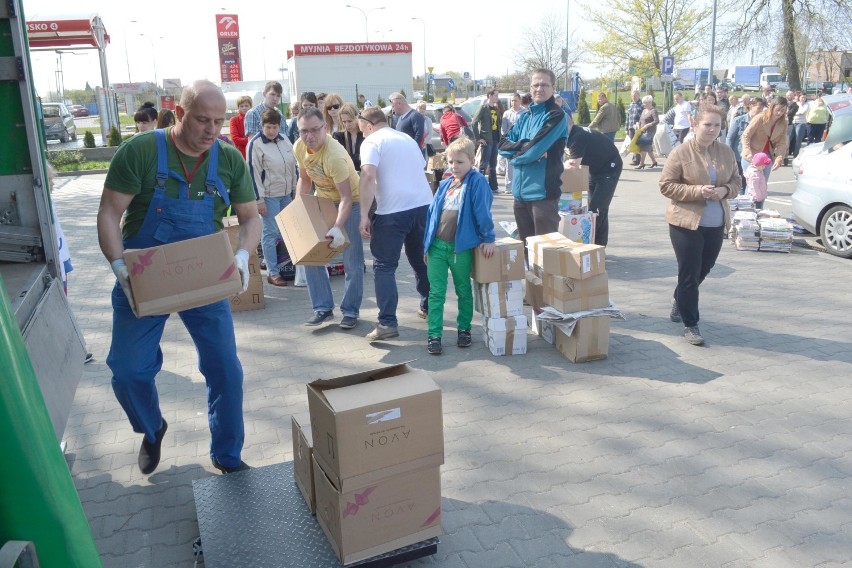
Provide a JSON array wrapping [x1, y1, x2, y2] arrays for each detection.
[[106, 130, 245, 469]]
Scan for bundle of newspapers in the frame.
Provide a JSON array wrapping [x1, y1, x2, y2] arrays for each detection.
[[758, 217, 793, 252], [731, 211, 760, 251], [728, 195, 755, 213]]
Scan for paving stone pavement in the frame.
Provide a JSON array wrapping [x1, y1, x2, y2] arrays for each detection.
[[52, 162, 852, 568]]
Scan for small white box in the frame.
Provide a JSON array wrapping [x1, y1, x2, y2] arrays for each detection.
[[482, 315, 528, 356], [474, 280, 525, 317]]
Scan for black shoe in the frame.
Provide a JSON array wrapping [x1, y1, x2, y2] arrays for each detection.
[[427, 336, 442, 355], [457, 329, 472, 348], [339, 315, 358, 329], [212, 458, 251, 474], [670, 298, 682, 323], [84, 352, 94, 364], [305, 310, 333, 326], [684, 326, 705, 346], [138, 419, 168, 475]]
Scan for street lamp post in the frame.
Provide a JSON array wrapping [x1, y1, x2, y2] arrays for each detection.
[[473, 34, 482, 97], [345, 4, 385, 42], [139, 33, 159, 101], [412, 18, 427, 101], [262, 36, 268, 79]]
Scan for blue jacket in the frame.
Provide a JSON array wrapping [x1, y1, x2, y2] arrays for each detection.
[[499, 96, 568, 202], [423, 168, 495, 253], [727, 113, 751, 160]]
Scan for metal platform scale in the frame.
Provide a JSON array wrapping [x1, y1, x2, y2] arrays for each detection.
[[192, 462, 438, 567]]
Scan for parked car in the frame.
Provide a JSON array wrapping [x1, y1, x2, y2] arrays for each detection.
[[41, 102, 77, 142], [792, 93, 852, 176], [456, 93, 513, 124], [68, 104, 89, 117], [773, 81, 791, 93], [380, 102, 447, 151]]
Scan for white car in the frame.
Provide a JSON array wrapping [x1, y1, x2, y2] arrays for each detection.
[[791, 140, 852, 257], [792, 93, 852, 177]]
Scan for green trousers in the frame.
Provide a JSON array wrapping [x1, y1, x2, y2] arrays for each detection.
[[427, 238, 473, 337]]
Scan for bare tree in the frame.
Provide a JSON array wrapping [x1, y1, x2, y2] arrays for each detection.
[[514, 13, 584, 87]]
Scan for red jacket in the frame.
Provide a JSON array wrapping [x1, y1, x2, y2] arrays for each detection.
[[440, 111, 468, 146], [230, 113, 248, 158]]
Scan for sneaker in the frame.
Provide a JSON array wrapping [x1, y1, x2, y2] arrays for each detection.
[[457, 329, 472, 348], [339, 316, 358, 330], [212, 458, 251, 474], [427, 336, 442, 355], [84, 352, 94, 364], [366, 324, 399, 341], [670, 298, 682, 323], [138, 419, 168, 475], [305, 310, 333, 326], [416, 307, 427, 319], [684, 326, 705, 346]]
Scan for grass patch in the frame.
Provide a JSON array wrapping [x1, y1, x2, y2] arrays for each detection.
[[54, 161, 111, 172]]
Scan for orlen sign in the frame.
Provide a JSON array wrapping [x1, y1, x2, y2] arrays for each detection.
[[215, 14, 240, 39]]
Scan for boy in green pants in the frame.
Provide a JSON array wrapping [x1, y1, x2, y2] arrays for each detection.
[[422, 137, 496, 355]]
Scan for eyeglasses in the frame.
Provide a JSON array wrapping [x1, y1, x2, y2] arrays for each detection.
[[531, 83, 552, 89], [299, 124, 325, 136], [328, 103, 341, 110], [357, 112, 375, 125]]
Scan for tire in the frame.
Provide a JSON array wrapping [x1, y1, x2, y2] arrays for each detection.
[[820, 205, 852, 259]]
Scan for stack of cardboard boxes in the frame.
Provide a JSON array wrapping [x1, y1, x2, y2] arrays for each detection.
[[222, 216, 265, 312], [526, 232, 611, 362], [472, 237, 527, 356], [291, 363, 444, 565]]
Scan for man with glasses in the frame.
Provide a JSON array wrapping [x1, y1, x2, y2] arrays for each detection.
[[244, 81, 286, 140], [357, 107, 433, 341], [499, 68, 568, 249], [293, 107, 364, 329], [388, 92, 427, 158]]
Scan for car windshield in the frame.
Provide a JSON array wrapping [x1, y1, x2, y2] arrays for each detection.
[[826, 114, 852, 152], [43, 105, 60, 118]]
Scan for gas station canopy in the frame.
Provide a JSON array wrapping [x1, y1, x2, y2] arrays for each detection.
[[26, 14, 109, 49]]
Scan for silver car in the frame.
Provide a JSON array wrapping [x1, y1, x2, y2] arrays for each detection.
[[42, 102, 77, 143]]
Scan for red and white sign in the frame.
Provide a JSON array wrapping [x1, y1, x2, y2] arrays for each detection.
[[160, 95, 176, 111], [215, 14, 240, 39], [293, 42, 412, 56], [26, 17, 106, 49]]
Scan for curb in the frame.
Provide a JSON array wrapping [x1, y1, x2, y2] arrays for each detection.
[[55, 169, 109, 177]]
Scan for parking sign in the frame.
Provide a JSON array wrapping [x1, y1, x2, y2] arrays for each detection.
[[662, 56, 674, 76]]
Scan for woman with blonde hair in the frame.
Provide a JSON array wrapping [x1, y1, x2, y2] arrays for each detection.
[[741, 96, 788, 182], [321, 92, 345, 133], [332, 103, 364, 170]]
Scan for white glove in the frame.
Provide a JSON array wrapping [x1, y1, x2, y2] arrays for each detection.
[[110, 258, 136, 309], [234, 249, 250, 293], [326, 226, 346, 249]]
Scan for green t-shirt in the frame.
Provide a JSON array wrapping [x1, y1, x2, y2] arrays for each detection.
[[104, 128, 255, 240]]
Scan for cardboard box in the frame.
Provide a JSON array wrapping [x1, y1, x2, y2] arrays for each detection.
[[474, 280, 524, 317], [558, 212, 597, 244], [292, 414, 316, 514], [542, 242, 606, 280], [222, 216, 265, 312], [543, 272, 610, 314], [472, 237, 525, 283], [482, 315, 528, 356], [307, 363, 444, 492], [275, 194, 349, 266], [123, 231, 241, 317], [536, 315, 610, 363], [524, 271, 544, 310], [562, 164, 590, 193], [313, 457, 442, 566], [525, 232, 574, 277]]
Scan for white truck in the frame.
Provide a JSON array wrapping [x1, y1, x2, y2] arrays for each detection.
[[286, 42, 414, 105]]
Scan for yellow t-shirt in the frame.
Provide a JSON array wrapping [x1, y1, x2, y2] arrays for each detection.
[[293, 134, 360, 203]]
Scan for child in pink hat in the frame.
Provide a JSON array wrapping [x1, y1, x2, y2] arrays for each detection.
[[744, 152, 771, 209]]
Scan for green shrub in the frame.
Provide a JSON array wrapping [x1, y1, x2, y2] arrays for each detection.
[[108, 126, 122, 147], [400, 89, 406, 99], [616, 97, 626, 127], [48, 150, 85, 167], [577, 88, 591, 125], [83, 130, 96, 148], [377, 96, 386, 108]]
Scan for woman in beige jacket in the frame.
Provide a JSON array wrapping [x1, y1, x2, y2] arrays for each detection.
[[659, 105, 740, 346], [741, 96, 789, 182]]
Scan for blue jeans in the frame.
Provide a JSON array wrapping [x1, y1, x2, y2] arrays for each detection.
[[370, 205, 430, 327], [478, 140, 499, 191], [793, 123, 807, 156], [261, 195, 291, 274], [603, 131, 616, 142], [670, 224, 724, 328], [305, 202, 364, 318]]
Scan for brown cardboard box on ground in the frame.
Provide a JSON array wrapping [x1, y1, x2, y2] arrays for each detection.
[[474, 279, 525, 317], [472, 237, 524, 283], [543, 272, 610, 314], [222, 216, 265, 312], [292, 414, 316, 514], [542, 242, 606, 280], [307, 363, 444, 493], [525, 232, 574, 277], [275, 194, 349, 266], [562, 164, 590, 193], [313, 456, 442, 566], [123, 231, 241, 317], [536, 315, 610, 362], [482, 315, 528, 356], [524, 271, 545, 310]]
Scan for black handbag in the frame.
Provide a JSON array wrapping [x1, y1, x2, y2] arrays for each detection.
[[637, 132, 653, 146]]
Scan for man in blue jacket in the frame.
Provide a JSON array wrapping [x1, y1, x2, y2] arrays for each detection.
[[499, 69, 569, 248]]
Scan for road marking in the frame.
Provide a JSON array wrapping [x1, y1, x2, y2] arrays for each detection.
[[768, 180, 796, 185], [767, 197, 791, 205]]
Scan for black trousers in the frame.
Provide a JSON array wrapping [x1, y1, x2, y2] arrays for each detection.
[[588, 166, 623, 246], [670, 223, 725, 328]]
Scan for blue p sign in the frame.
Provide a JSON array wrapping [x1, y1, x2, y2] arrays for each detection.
[[662, 56, 674, 75]]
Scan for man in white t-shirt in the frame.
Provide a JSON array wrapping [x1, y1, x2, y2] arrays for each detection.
[[357, 106, 433, 341], [672, 91, 693, 143]]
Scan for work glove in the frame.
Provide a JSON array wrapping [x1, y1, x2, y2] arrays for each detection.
[[234, 249, 250, 293], [110, 258, 135, 309], [326, 226, 346, 249]]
